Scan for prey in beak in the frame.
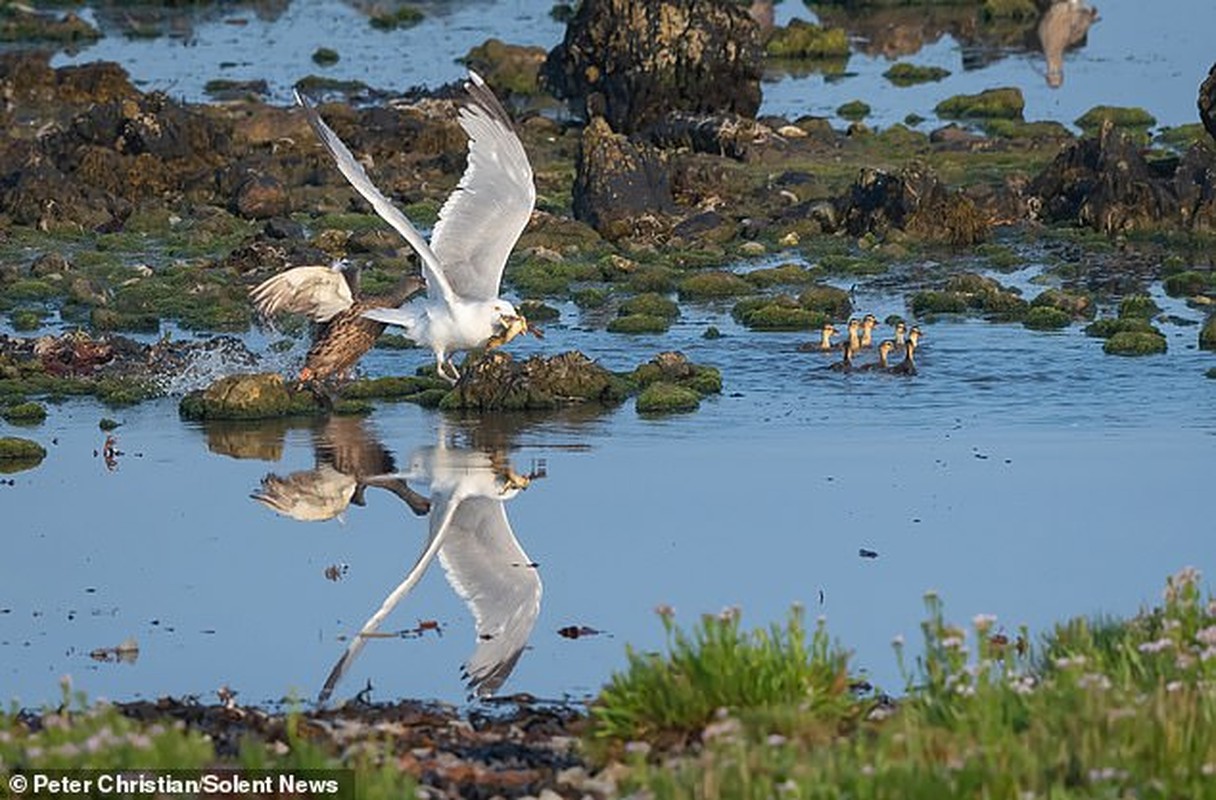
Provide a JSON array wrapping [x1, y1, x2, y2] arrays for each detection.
[[486, 314, 544, 350]]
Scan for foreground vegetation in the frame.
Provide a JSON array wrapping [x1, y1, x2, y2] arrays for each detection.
[[2, 569, 1213, 798]]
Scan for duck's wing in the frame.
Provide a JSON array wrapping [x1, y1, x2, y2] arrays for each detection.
[[250, 265, 354, 322], [295, 91, 457, 309], [437, 496, 541, 697], [317, 486, 457, 705], [428, 71, 536, 303]]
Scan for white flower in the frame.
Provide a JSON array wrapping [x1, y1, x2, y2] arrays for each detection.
[[624, 740, 651, 756], [1078, 673, 1111, 691], [1137, 638, 1172, 654], [942, 636, 966, 651], [1195, 625, 1216, 648], [892, 634, 905, 647], [972, 613, 997, 631]]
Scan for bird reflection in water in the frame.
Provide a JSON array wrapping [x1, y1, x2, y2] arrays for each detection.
[[232, 415, 545, 703], [318, 432, 545, 703], [1038, 0, 1099, 88]]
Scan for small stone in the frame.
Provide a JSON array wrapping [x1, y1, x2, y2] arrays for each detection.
[[235, 174, 289, 220]]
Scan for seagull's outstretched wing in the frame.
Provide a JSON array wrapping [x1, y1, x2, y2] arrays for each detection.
[[250, 265, 353, 322], [429, 71, 536, 302], [318, 486, 459, 705], [438, 496, 541, 697], [294, 91, 457, 309]]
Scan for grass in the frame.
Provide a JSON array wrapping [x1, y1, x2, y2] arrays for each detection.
[[592, 568, 1216, 798]]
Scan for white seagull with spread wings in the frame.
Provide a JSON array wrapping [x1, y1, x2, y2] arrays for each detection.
[[295, 71, 540, 383]]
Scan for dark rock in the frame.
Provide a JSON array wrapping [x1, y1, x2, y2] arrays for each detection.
[[1199, 314, 1216, 351], [643, 112, 767, 160], [440, 351, 630, 411], [263, 217, 306, 240], [235, 174, 290, 220], [1202, 63, 1216, 144], [834, 165, 989, 244], [543, 0, 763, 135], [572, 117, 676, 240], [1029, 123, 1180, 233]]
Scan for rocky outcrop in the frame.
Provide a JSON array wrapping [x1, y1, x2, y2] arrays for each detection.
[[833, 165, 990, 244], [179, 373, 320, 420], [572, 117, 677, 240], [441, 351, 630, 411], [1200, 63, 1216, 144], [1029, 122, 1216, 233], [543, 0, 763, 135]]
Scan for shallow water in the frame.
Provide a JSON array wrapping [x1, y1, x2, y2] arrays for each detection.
[[49, 0, 1216, 130], [3, 251, 1214, 708]]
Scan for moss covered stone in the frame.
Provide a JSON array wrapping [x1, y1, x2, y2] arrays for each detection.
[[312, 47, 340, 66], [0, 436, 46, 473], [636, 382, 701, 414], [982, 0, 1038, 19], [369, 6, 423, 29], [883, 63, 950, 87], [620, 293, 679, 319], [744, 264, 820, 288], [765, 20, 849, 59], [630, 352, 722, 396], [1031, 288, 1093, 318], [1023, 306, 1072, 330], [340, 376, 447, 400], [837, 100, 871, 121], [180, 373, 319, 421], [608, 314, 671, 334], [519, 299, 561, 322], [1085, 317, 1159, 339], [441, 351, 629, 411], [1104, 331, 1167, 356], [2, 402, 47, 424], [1163, 271, 1213, 297], [1075, 106, 1157, 136], [1200, 315, 1216, 351], [677, 271, 752, 300], [1118, 294, 1160, 320], [796, 285, 852, 317], [935, 88, 1024, 120], [573, 287, 609, 308]]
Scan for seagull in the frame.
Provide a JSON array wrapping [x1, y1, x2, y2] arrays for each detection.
[[319, 439, 542, 703], [295, 71, 541, 383], [250, 260, 426, 387]]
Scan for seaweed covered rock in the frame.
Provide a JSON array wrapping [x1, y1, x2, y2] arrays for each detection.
[[630, 350, 722, 395], [0, 436, 46, 473], [180, 373, 319, 420], [1029, 123, 1180, 233], [1200, 314, 1216, 351], [1104, 331, 1167, 356], [636, 382, 701, 414], [834, 166, 989, 244], [1202, 63, 1216, 144], [1030, 288, 1094, 319], [461, 38, 547, 96], [572, 117, 676, 240], [910, 272, 1026, 320], [543, 0, 763, 134], [441, 351, 630, 411], [935, 87, 1024, 120]]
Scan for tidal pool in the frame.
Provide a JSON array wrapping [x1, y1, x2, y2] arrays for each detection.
[[3, 255, 1213, 709]]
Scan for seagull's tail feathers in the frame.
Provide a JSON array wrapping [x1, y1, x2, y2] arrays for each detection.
[[360, 307, 418, 331]]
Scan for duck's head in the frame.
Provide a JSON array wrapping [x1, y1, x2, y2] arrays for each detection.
[[847, 318, 860, 332], [486, 300, 544, 349], [862, 314, 877, 329], [879, 339, 895, 357], [908, 326, 922, 346]]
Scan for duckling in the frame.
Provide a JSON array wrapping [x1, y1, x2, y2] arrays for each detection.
[[857, 339, 895, 372], [892, 320, 907, 349], [797, 323, 838, 352], [888, 337, 917, 376], [846, 318, 862, 352], [829, 340, 856, 372], [907, 326, 922, 349], [859, 314, 878, 348]]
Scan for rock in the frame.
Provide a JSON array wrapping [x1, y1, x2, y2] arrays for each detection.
[[180, 373, 318, 420], [643, 112, 766, 160], [607, 313, 671, 333], [1084, 317, 1159, 339], [1104, 331, 1167, 356], [2, 402, 47, 424], [837, 100, 871, 120], [631, 350, 722, 395], [834, 166, 989, 244], [796, 285, 852, 317], [461, 39, 547, 95], [235, 174, 289, 220], [765, 20, 849, 59], [1030, 288, 1093, 318], [1200, 314, 1216, 351], [572, 117, 676, 240], [440, 351, 630, 411], [543, 0, 763, 134], [30, 252, 72, 277], [1028, 123, 1179, 233], [1075, 106, 1156, 139], [0, 436, 46, 473], [677, 271, 752, 299], [1201, 63, 1216, 144], [884, 62, 950, 86], [1163, 271, 1214, 298], [1022, 306, 1071, 330], [636, 382, 700, 413], [619, 292, 679, 319], [732, 296, 826, 330], [935, 87, 1024, 120]]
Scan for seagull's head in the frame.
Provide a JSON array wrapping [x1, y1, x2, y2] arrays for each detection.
[[486, 300, 544, 349]]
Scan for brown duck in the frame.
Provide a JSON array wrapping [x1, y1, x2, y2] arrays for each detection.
[[251, 262, 425, 384]]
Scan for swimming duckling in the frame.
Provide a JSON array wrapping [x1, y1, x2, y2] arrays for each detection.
[[829, 340, 856, 372], [798, 323, 838, 352], [859, 314, 878, 348], [888, 337, 917, 376], [907, 326, 922, 349], [857, 339, 895, 372], [892, 320, 907, 349], [846, 318, 862, 352]]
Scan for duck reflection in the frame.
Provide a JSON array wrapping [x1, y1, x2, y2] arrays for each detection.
[[319, 434, 543, 703], [1038, 0, 1099, 88], [250, 416, 430, 522]]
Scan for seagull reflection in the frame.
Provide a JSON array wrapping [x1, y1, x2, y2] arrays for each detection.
[[319, 434, 544, 704], [1038, 0, 1098, 88], [250, 416, 430, 522]]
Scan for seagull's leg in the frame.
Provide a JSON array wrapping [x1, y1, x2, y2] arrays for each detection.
[[436, 354, 460, 385]]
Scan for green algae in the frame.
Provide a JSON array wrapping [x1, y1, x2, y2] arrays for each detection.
[[743, 264, 822, 288], [1104, 331, 1167, 356], [312, 47, 340, 66], [1162, 271, 1215, 297], [1200, 315, 1216, 351], [0, 436, 46, 473], [2, 402, 47, 425], [1118, 294, 1160, 320], [837, 101, 871, 121], [935, 88, 1025, 120], [1022, 306, 1072, 331], [619, 293, 679, 319], [368, 6, 423, 30], [1084, 317, 1159, 339], [636, 382, 700, 414], [1075, 106, 1157, 137], [677, 271, 753, 300], [765, 20, 849, 59], [608, 314, 671, 334], [796, 285, 852, 317], [883, 63, 950, 87]]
